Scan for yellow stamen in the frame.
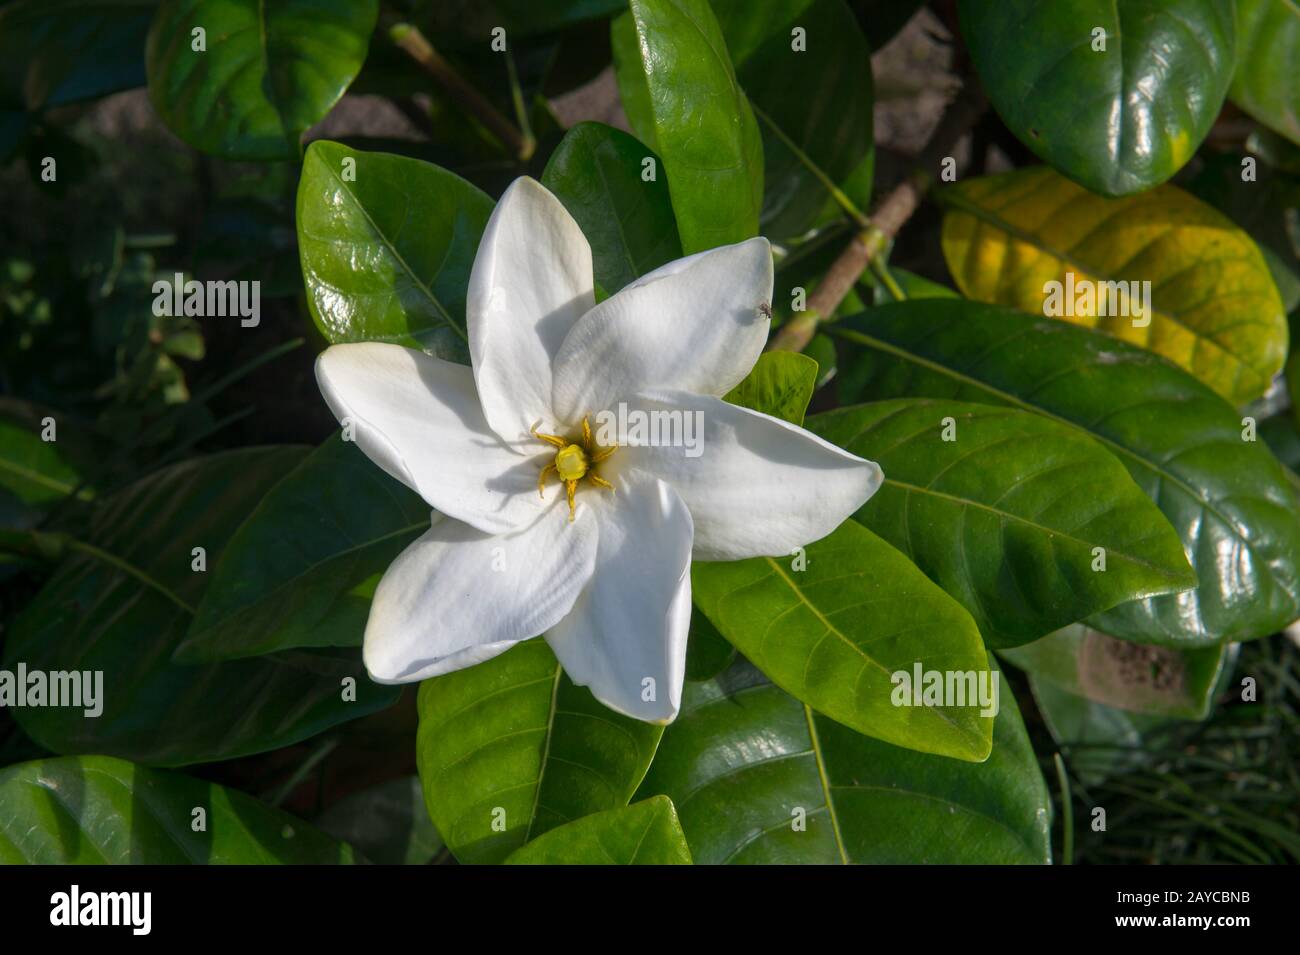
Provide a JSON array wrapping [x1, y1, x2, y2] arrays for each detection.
[[590, 445, 616, 464], [565, 479, 578, 521], [582, 415, 593, 450], [537, 463, 556, 498], [530, 424, 567, 449], [589, 474, 615, 492]]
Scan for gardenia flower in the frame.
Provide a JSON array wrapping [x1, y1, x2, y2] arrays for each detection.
[[315, 177, 883, 723]]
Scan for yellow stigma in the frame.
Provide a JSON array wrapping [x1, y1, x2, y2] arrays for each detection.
[[555, 444, 589, 481], [533, 415, 617, 522]]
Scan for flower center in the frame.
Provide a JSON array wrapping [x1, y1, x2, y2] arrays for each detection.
[[532, 415, 616, 522]]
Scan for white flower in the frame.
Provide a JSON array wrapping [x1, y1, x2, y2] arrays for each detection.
[[315, 177, 882, 723]]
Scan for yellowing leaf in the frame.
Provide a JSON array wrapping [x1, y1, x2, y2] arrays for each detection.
[[940, 166, 1288, 404]]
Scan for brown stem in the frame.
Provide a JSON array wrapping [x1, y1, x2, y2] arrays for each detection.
[[387, 20, 535, 161], [769, 80, 987, 352]]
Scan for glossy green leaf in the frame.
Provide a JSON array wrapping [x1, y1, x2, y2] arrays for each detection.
[[637, 659, 1050, 863], [1231, 0, 1300, 146], [941, 166, 1289, 404], [1000, 624, 1230, 720], [809, 398, 1197, 648], [0, 755, 356, 863], [958, 0, 1235, 195], [315, 777, 443, 865], [178, 435, 427, 663], [692, 520, 992, 761], [0, 0, 152, 111], [415, 640, 663, 865], [504, 795, 692, 864], [146, 0, 379, 161], [296, 140, 493, 355], [541, 121, 682, 295], [3, 449, 399, 766], [711, 0, 875, 240], [835, 300, 1300, 645], [611, 0, 764, 253], [722, 351, 818, 426]]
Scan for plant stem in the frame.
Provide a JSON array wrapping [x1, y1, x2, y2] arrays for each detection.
[[387, 19, 534, 162], [1054, 753, 1073, 865], [769, 80, 986, 352]]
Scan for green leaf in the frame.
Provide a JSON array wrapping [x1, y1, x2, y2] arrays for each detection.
[[684, 606, 736, 681], [0, 400, 89, 512], [692, 520, 993, 761], [958, 0, 1235, 196], [722, 351, 818, 425], [0, 0, 152, 111], [1000, 624, 1230, 721], [940, 166, 1290, 404], [415, 640, 663, 864], [611, 0, 764, 253], [3, 448, 400, 766], [504, 795, 692, 864], [315, 777, 443, 865], [809, 398, 1197, 649], [636, 659, 1051, 863], [413, 0, 627, 44], [178, 435, 428, 663], [296, 140, 493, 354], [0, 756, 356, 863], [1231, 0, 1300, 146], [835, 299, 1300, 645], [711, 0, 875, 240], [541, 121, 682, 295], [146, 0, 379, 161]]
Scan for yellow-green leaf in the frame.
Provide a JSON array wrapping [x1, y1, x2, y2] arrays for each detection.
[[940, 166, 1288, 404]]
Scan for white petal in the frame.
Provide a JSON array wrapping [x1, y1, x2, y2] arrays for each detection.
[[468, 177, 595, 445], [608, 390, 882, 561], [316, 342, 548, 535], [364, 505, 597, 683], [549, 238, 773, 425], [545, 475, 693, 724]]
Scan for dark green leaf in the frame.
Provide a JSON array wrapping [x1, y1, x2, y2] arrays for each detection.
[[0, 400, 89, 513], [835, 300, 1300, 645], [296, 140, 493, 354], [541, 121, 682, 294], [693, 520, 993, 761], [416, 640, 663, 864], [684, 606, 735, 681], [637, 659, 1050, 863], [809, 397, 1197, 648], [611, 0, 764, 253], [146, 0, 379, 161], [1231, 0, 1300, 146], [0, 755, 356, 863], [0, 0, 152, 111], [504, 795, 692, 864], [3, 448, 400, 766], [958, 0, 1236, 195], [315, 777, 443, 865], [179, 435, 428, 663], [711, 0, 874, 240]]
